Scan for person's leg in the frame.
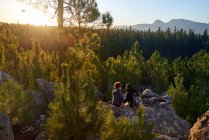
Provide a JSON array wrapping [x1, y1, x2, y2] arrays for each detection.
[[129, 101, 134, 108]]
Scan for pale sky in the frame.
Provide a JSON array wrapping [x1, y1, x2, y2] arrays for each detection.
[[0, 0, 209, 26]]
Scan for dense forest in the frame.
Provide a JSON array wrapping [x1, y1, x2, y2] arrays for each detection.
[[4, 24, 209, 60], [0, 0, 209, 139]]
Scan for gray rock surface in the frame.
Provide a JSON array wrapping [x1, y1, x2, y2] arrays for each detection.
[[21, 114, 47, 140], [112, 104, 190, 139], [36, 78, 54, 103], [35, 132, 47, 140], [112, 89, 191, 139], [141, 89, 159, 98], [0, 71, 13, 85], [0, 111, 14, 140], [145, 107, 191, 139], [32, 91, 48, 113], [153, 135, 179, 140], [142, 89, 173, 111]]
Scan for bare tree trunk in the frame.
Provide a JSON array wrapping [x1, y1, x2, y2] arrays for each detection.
[[57, 0, 64, 31]]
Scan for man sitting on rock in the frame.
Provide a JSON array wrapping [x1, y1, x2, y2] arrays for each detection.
[[112, 82, 124, 107], [123, 84, 136, 108]]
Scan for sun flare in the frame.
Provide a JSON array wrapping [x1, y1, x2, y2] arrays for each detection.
[[0, 1, 55, 26], [20, 8, 54, 25]]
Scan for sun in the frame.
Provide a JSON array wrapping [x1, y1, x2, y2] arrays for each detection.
[[21, 7, 54, 26], [0, 1, 55, 25]]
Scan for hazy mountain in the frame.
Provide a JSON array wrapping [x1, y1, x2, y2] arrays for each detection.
[[118, 19, 209, 34]]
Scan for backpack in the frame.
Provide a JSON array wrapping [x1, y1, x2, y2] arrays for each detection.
[[132, 92, 142, 106]]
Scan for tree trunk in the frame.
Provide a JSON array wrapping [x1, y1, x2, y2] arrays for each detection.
[[57, 0, 64, 31]]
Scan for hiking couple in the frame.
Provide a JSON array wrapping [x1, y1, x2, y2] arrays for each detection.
[[112, 81, 139, 108]]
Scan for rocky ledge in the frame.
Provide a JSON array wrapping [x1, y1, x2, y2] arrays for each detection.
[[112, 89, 191, 139]]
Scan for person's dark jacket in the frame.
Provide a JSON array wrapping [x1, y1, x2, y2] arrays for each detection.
[[112, 89, 124, 107], [124, 88, 136, 107]]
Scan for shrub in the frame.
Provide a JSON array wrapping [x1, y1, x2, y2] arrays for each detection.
[[0, 80, 33, 124]]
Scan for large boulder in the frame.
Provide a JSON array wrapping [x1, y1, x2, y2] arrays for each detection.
[[142, 89, 173, 111], [36, 79, 54, 103], [112, 105, 137, 122], [0, 71, 13, 85], [189, 110, 209, 140], [141, 89, 159, 98], [112, 105, 190, 139], [111, 89, 191, 139], [145, 107, 191, 139], [32, 91, 48, 114], [0, 111, 14, 140]]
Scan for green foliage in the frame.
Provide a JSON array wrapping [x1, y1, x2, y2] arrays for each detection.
[[78, 32, 101, 51], [0, 25, 19, 74], [106, 41, 145, 85], [47, 47, 108, 139], [0, 25, 60, 88], [17, 40, 59, 88], [102, 12, 113, 29], [47, 83, 99, 140], [65, 46, 103, 88], [66, 0, 113, 41], [146, 51, 170, 93], [101, 107, 155, 140], [186, 85, 209, 123], [106, 42, 170, 93], [167, 74, 189, 119], [98, 28, 207, 60], [0, 80, 33, 124], [66, 0, 101, 28], [168, 73, 209, 123]]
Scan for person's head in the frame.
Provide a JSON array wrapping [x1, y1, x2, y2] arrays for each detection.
[[125, 84, 132, 91], [114, 82, 122, 90]]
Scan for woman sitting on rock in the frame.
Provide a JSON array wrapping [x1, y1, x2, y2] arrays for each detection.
[[112, 82, 124, 107]]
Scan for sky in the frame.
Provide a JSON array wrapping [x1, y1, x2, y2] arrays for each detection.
[[0, 0, 209, 26]]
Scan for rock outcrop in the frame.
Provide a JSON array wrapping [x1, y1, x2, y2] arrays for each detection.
[[32, 91, 48, 113], [142, 89, 190, 139], [31, 79, 55, 113], [145, 107, 190, 139], [189, 110, 209, 140], [112, 89, 191, 139], [0, 111, 14, 140], [141, 89, 159, 98], [0, 71, 14, 85], [142, 89, 173, 111], [14, 114, 47, 140], [36, 79, 54, 103], [153, 135, 179, 140]]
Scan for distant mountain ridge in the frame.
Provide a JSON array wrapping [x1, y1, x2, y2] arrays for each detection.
[[117, 19, 209, 34]]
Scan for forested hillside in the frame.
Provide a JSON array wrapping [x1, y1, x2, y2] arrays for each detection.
[[3, 23, 208, 60]]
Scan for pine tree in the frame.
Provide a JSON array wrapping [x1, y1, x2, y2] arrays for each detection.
[[146, 51, 170, 93], [0, 80, 33, 124], [47, 48, 105, 139], [167, 74, 189, 119]]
